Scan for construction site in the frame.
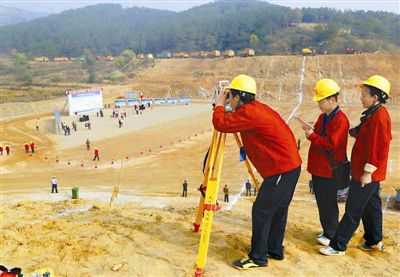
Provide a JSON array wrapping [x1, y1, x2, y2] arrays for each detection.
[[1, 52, 399, 276]]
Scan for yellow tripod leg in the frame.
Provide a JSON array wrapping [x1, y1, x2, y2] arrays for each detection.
[[233, 133, 260, 191], [195, 133, 226, 277], [193, 130, 218, 232]]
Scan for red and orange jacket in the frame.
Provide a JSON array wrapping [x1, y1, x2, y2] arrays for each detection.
[[351, 106, 391, 182], [213, 101, 301, 179], [94, 149, 99, 156], [307, 109, 349, 178]]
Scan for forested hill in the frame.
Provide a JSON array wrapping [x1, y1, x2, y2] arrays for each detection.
[[0, 5, 48, 26], [1, 0, 399, 57]]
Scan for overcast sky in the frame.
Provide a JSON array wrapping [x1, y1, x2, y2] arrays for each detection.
[[1, 0, 399, 14]]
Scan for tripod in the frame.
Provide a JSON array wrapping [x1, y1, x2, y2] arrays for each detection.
[[194, 129, 260, 277]]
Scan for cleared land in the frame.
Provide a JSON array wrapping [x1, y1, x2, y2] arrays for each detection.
[[0, 53, 399, 276]]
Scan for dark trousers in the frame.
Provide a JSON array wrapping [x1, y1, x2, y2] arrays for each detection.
[[248, 166, 300, 266], [224, 194, 229, 202], [246, 188, 251, 196], [182, 189, 187, 197], [330, 179, 382, 251], [52, 185, 58, 193], [312, 175, 339, 239], [93, 155, 99, 161]]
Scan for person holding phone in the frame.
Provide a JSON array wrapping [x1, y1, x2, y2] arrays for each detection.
[[213, 74, 302, 269], [298, 79, 349, 247]]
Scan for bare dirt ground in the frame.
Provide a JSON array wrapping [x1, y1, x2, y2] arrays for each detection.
[[0, 53, 399, 276]]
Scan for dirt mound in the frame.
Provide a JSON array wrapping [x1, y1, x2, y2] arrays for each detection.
[[134, 52, 399, 104]]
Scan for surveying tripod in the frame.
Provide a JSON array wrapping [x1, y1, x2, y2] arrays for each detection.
[[194, 129, 260, 277]]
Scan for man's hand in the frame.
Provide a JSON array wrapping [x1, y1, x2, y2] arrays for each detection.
[[302, 124, 314, 138], [215, 89, 228, 107], [360, 172, 372, 187]]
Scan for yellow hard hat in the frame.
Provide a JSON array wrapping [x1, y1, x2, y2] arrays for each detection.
[[313, 79, 340, 102], [360, 75, 390, 96], [229, 74, 257, 95]]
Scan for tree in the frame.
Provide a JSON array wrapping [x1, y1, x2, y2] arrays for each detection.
[[110, 70, 124, 81], [249, 33, 260, 49], [14, 53, 28, 65], [13, 52, 32, 85], [120, 49, 135, 60]]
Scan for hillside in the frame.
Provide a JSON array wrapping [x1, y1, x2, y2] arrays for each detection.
[[1, 52, 398, 117], [1, 1, 399, 57], [0, 5, 48, 26]]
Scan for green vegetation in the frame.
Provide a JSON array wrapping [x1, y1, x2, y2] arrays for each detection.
[[1, 1, 398, 57]]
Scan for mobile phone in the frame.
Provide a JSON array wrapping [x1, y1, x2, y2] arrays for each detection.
[[295, 115, 314, 129]]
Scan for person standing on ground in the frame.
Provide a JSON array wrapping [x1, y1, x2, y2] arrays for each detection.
[[51, 176, 59, 193], [320, 75, 392, 256], [213, 74, 302, 269], [24, 143, 29, 153], [182, 180, 188, 197], [5, 145, 10, 156], [223, 185, 229, 202], [0, 145, 3, 156], [36, 122, 39, 131], [86, 139, 90, 150], [300, 79, 349, 247], [245, 179, 252, 196], [30, 141, 35, 153], [93, 147, 100, 161], [72, 121, 77, 132]]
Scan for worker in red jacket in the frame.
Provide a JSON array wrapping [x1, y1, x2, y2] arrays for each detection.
[[30, 141, 35, 153], [300, 79, 349, 247], [5, 145, 10, 156], [24, 143, 29, 153], [93, 147, 100, 161], [0, 145, 3, 155], [320, 75, 392, 256], [213, 74, 302, 269]]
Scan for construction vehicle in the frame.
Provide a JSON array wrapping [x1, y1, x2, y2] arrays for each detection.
[[54, 57, 70, 62], [223, 50, 235, 58], [146, 53, 154, 59], [205, 50, 221, 58], [345, 48, 357, 54], [156, 52, 172, 59], [238, 48, 255, 57], [33, 56, 49, 62], [189, 51, 205, 59], [173, 52, 189, 59], [105, 55, 115, 61], [302, 48, 315, 55]]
